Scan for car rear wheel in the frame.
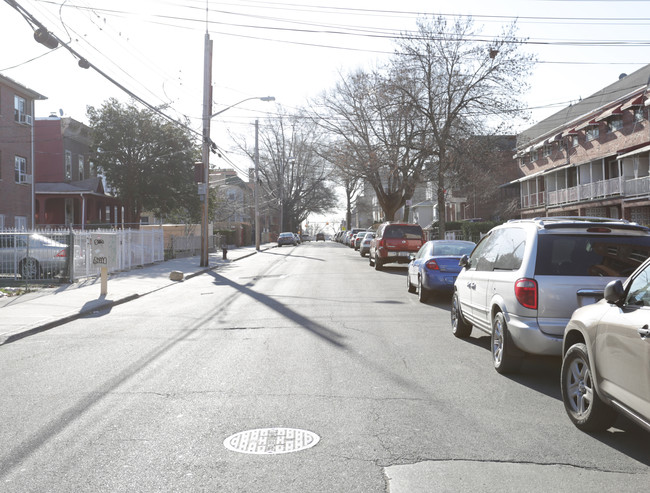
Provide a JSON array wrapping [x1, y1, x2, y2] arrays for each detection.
[[451, 293, 472, 338], [407, 273, 416, 293], [492, 312, 522, 374], [19, 257, 41, 280], [560, 342, 618, 431], [417, 276, 429, 302], [369, 253, 374, 266], [374, 255, 383, 270]]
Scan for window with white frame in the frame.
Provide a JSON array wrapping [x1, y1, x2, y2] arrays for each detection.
[[14, 156, 27, 183], [65, 150, 72, 180], [543, 144, 552, 157], [531, 149, 538, 162], [585, 126, 599, 142], [634, 107, 645, 122], [571, 135, 579, 147], [78, 155, 85, 180], [15, 216, 27, 230], [89, 160, 95, 177], [608, 116, 623, 132], [14, 95, 26, 122]]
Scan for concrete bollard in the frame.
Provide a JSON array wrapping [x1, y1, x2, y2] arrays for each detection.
[[169, 270, 184, 281]]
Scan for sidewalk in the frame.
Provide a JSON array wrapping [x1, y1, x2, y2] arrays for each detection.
[[0, 243, 276, 345]]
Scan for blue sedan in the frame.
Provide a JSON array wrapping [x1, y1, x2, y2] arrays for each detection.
[[407, 240, 475, 302]]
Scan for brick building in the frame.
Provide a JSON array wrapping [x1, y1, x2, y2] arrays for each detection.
[[34, 116, 122, 228], [514, 65, 650, 223], [0, 73, 46, 229]]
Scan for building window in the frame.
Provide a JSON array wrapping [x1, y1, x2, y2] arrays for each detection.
[[543, 144, 552, 157], [531, 149, 538, 162], [14, 156, 27, 183], [608, 116, 623, 132], [519, 157, 525, 167], [89, 160, 95, 177], [571, 135, 579, 147], [65, 150, 72, 180], [78, 155, 85, 180], [14, 95, 26, 122], [585, 126, 599, 142], [15, 216, 27, 230], [634, 107, 645, 122]]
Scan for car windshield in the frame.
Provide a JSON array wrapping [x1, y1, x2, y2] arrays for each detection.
[[433, 243, 474, 256], [535, 235, 650, 277], [385, 226, 422, 239]]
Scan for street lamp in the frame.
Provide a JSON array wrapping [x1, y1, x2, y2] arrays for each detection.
[[199, 85, 275, 266]]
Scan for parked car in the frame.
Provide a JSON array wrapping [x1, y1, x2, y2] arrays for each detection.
[[316, 232, 325, 241], [359, 232, 375, 257], [277, 232, 297, 247], [369, 222, 425, 270], [345, 228, 366, 247], [407, 240, 475, 302], [0, 233, 71, 279], [353, 234, 364, 250], [451, 217, 650, 375], [561, 256, 650, 433]]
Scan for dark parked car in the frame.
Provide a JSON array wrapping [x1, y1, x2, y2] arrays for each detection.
[[369, 222, 425, 270], [561, 257, 650, 433], [407, 240, 475, 302], [316, 232, 325, 241], [277, 232, 297, 246]]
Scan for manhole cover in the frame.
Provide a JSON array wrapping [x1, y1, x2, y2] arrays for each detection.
[[223, 427, 320, 455]]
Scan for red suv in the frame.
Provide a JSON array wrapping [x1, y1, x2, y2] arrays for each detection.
[[369, 222, 425, 270]]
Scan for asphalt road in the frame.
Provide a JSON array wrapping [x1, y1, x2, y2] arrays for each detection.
[[1, 241, 649, 492]]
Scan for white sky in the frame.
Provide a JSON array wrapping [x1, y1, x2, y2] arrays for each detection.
[[3, 0, 650, 226]]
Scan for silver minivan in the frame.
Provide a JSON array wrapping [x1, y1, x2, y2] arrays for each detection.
[[451, 217, 650, 374]]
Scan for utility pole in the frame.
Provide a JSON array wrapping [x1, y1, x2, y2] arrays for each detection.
[[200, 32, 213, 267], [254, 120, 260, 251]]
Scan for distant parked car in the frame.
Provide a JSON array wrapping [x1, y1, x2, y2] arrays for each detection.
[[369, 222, 425, 270], [451, 217, 650, 375], [561, 256, 650, 433], [0, 233, 71, 279], [407, 240, 475, 302], [277, 232, 297, 247], [316, 232, 325, 241], [359, 232, 375, 257]]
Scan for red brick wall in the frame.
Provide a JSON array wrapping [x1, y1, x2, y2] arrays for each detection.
[[34, 118, 64, 182]]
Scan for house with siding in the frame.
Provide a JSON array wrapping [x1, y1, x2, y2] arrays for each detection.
[[0, 73, 46, 229], [514, 64, 650, 223]]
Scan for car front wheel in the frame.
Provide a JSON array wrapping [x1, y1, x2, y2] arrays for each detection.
[[560, 342, 618, 431], [451, 293, 472, 338], [492, 312, 522, 374]]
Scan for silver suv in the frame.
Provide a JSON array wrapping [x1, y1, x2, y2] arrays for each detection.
[[451, 217, 650, 374]]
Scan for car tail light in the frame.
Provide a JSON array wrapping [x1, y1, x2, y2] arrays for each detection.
[[425, 259, 440, 270], [514, 278, 537, 309], [55, 249, 67, 258]]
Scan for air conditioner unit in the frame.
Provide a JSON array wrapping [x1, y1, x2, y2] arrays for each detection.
[[19, 113, 33, 125], [22, 174, 33, 184]]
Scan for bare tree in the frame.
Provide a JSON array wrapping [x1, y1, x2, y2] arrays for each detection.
[[314, 68, 432, 221], [394, 15, 534, 235]]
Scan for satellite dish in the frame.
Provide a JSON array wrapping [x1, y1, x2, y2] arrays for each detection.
[[59, 109, 64, 116]]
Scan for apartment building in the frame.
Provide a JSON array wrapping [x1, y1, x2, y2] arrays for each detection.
[[514, 64, 650, 223], [0, 73, 46, 229]]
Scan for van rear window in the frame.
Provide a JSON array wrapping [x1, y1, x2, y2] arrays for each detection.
[[535, 235, 650, 277], [384, 226, 423, 239]]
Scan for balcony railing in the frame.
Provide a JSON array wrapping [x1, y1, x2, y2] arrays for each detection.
[[525, 177, 629, 209]]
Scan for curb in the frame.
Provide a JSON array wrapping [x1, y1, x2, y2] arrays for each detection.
[[0, 247, 271, 346]]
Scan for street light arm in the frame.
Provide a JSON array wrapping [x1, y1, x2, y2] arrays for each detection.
[[210, 96, 275, 118]]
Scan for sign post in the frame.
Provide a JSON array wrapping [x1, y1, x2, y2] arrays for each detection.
[[90, 233, 117, 296]]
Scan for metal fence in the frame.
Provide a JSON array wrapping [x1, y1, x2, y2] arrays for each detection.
[[0, 228, 164, 285]]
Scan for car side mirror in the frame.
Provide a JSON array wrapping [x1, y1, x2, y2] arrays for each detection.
[[459, 254, 470, 269], [409, 253, 416, 261], [604, 279, 625, 304]]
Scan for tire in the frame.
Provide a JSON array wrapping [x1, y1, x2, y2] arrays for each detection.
[[491, 312, 522, 374], [407, 272, 416, 293], [417, 276, 430, 303], [451, 293, 472, 338], [369, 253, 375, 267], [19, 258, 41, 280], [374, 255, 383, 270], [560, 343, 618, 431]]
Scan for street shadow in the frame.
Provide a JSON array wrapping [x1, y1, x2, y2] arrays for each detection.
[[78, 295, 114, 318], [261, 250, 326, 262], [207, 270, 345, 348]]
